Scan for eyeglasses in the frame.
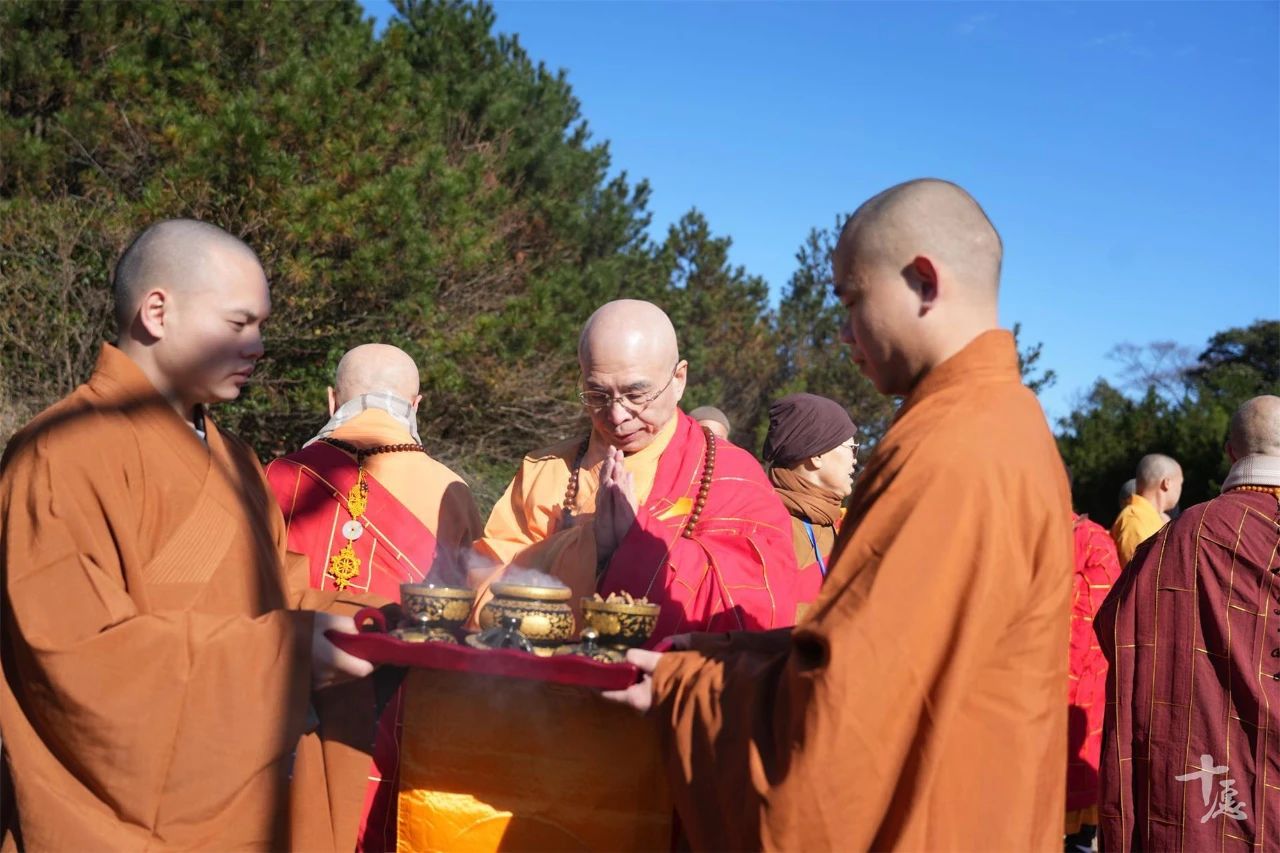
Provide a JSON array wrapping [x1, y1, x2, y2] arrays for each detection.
[[579, 364, 680, 413]]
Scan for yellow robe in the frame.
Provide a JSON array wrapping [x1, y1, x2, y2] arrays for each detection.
[[1109, 493, 1165, 566], [475, 415, 677, 604]]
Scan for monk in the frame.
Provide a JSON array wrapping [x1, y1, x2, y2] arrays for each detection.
[[688, 405, 731, 441], [0, 219, 372, 849], [1064, 470, 1123, 852], [604, 179, 1074, 850], [476, 299, 804, 640], [265, 343, 483, 851], [1111, 452, 1182, 565], [1096, 395, 1280, 851], [761, 392, 858, 609]]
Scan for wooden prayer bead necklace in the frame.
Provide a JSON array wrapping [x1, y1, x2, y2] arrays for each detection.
[[317, 437, 428, 590], [559, 426, 717, 539], [1228, 484, 1280, 495], [683, 426, 716, 538]]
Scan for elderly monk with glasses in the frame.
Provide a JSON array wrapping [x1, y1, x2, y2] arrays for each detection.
[[473, 299, 807, 642]]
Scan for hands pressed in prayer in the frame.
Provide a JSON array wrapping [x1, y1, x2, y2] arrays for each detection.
[[601, 648, 662, 712], [311, 611, 376, 690], [594, 445, 639, 568]]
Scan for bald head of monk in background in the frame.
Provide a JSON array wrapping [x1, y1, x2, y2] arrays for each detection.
[[689, 405, 731, 441], [1227, 394, 1280, 461], [111, 218, 269, 423], [833, 178, 1002, 396], [328, 343, 422, 415], [1134, 453, 1183, 515], [578, 299, 688, 454]]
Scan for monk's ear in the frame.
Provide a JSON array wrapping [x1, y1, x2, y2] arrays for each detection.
[[326, 386, 337, 416], [137, 288, 169, 340], [411, 394, 423, 413], [671, 359, 689, 401], [910, 256, 940, 309]]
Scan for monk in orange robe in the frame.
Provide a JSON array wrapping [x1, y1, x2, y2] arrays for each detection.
[[604, 180, 1074, 850], [1096, 395, 1280, 852], [476, 299, 804, 640], [0, 220, 372, 849], [266, 343, 483, 851]]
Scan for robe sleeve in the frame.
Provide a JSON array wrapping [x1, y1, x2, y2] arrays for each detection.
[[650, 460, 1031, 849], [475, 456, 597, 594], [0, 429, 315, 833]]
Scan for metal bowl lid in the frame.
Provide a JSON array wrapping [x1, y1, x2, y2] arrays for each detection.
[[490, 581, 572, 602]]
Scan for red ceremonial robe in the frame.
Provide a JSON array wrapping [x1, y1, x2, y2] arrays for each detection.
[[600, 413, 802, 640], [266, 442, 440, 852], [1096, 489, 1280, 851], [478, 411, 802, 642], [1067, 513, 1122, 820]]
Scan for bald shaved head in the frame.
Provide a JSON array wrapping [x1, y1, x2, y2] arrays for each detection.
[[578, 300, 687, 453], [333, 344, 420, 406], [579, 299, 680, 369], [1136, 454, 1181, 491], [1228, 394, 1280, 458], [831, 179, 1003, 396], [112, 219, 260, 333], [1133, 453, 1184, 513], [838, 178, 1003, 304]]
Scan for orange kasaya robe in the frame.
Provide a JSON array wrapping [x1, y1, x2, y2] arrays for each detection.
[[265, 409, 483, 852], [0, 344, 363, 850], [476, 410, 804, 640], [650, 330, 1074, 850]]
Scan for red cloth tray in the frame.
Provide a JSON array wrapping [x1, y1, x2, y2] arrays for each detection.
[[325, 607, 640, 691]]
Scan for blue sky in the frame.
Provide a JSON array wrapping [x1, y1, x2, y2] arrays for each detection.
[[362, 0, 1279, 423]]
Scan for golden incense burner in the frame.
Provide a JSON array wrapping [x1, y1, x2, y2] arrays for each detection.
[[396, 583, 475, 643], [580, 593, 660, 649], [477, 582, 576, 655]]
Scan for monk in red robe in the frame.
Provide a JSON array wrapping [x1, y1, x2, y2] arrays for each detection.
[[604, 179, 1074, 850], [476, 299, 803, 641], [0, 220, 371, 849], [1096, 394, 1280, 851], [266, 343, 483, 851], [1065, 488, 1123, 851], [762, 392, 859, 611]]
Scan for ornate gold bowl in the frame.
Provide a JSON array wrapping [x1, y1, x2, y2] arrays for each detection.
[[478, 582, 576, 655], [581, 597, 660, 648], [398, 583, 475, 642]]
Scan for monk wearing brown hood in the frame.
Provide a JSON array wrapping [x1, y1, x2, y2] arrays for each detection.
[[763, 393, 858, 612], [604, 179, 1073, 851]]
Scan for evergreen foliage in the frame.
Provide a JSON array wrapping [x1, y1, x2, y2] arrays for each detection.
[[3, 0, 1163, 516]]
